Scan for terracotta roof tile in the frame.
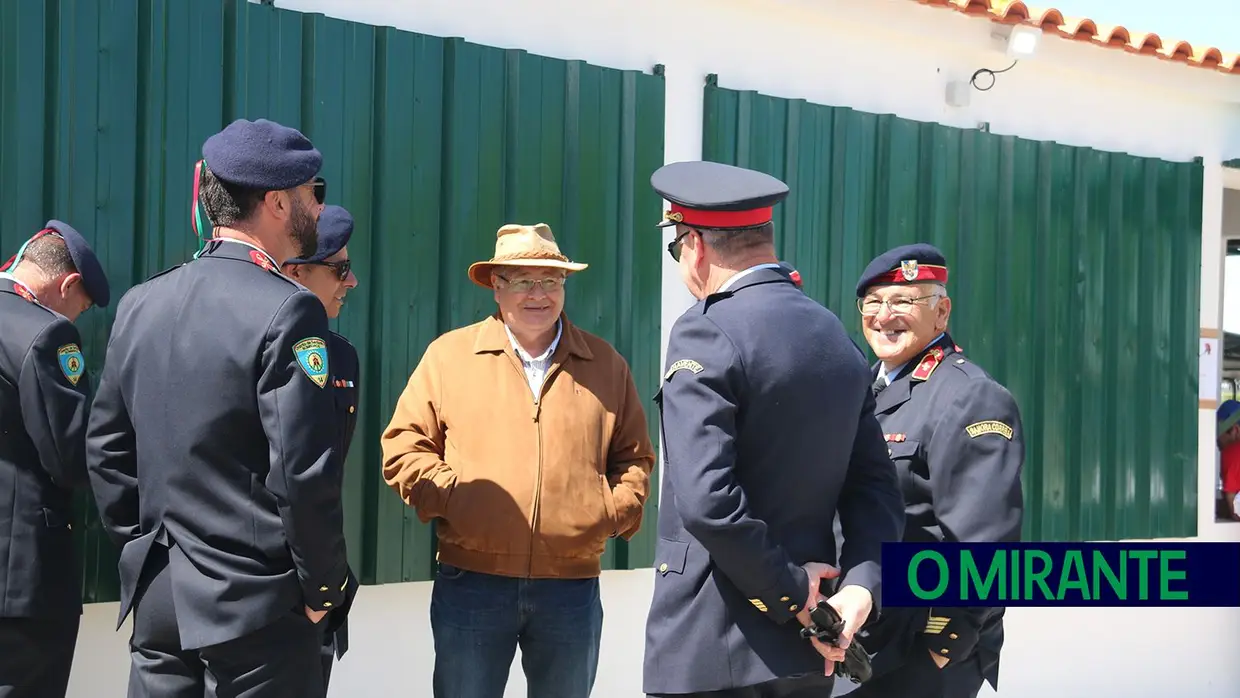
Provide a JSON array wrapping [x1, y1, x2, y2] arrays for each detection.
[[914, 0, 1240, 75]]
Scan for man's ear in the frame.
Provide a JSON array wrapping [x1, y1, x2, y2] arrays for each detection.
[[282, 264, 303, 280], [58, 272, 83, 298], [263, 189, 290, 221]]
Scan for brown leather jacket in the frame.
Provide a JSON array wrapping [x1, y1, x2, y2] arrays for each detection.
[[381, 314, 655, 578]]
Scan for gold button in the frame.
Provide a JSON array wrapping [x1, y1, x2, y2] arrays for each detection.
[[319, 585, 329, 592], [780, 596, 790, 602], [323, 602, 333, 608], [658, 563, 668, 573], [941, 648, 949, 654], [949, 633, 958, 640], [349, 405, 355, 413], [789, 604, 798, 611]]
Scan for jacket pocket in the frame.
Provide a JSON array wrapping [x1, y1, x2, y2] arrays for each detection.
[[599, 474, 618, 538]]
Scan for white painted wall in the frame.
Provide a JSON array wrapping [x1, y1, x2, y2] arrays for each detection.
[[64, 1, 1240, 696]]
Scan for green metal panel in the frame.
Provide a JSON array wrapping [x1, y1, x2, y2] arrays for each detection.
[[702, 76, 1202, 542], [0, 0, 664, 604]]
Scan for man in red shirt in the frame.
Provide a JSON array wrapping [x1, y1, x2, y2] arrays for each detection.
[[1216, 400, 1240, 521]]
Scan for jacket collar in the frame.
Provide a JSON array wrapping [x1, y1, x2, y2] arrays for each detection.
[[874, 332, 959, 414], [472, 313, 594, 361], [702, 267, 794, 310]]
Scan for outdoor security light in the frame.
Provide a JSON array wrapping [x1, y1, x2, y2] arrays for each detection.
[[1005, 25, 1041, 59]]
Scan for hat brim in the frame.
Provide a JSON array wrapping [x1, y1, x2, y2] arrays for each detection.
[[468, 259, 588, 289]]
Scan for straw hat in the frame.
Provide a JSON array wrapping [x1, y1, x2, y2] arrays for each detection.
[[467, 223, 588, 289]]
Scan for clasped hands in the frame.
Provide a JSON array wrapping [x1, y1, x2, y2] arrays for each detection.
[[795, 562, 871, 677]]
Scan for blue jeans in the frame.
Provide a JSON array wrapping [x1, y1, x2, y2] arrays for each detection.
[[430, 563, 603, 698]]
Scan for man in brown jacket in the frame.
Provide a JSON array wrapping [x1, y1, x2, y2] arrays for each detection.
[[381, 222, 656, 698]]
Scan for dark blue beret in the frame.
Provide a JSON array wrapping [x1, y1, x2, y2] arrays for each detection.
[[1219, 400, 1240, 436], [855, 243, 949, 298], [286, 205, 354, 264], [202, 118, 322, 191], [651, 161, 789, 229], [44, 220, 110, 308]]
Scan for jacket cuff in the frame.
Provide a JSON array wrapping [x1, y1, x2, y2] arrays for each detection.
[[746, 562, 809, 625], [922, 608, 980, 661], [301, 569, 350, 612]]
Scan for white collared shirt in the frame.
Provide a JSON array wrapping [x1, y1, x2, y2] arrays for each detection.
[[0, 271, 36, 300], [717, 263, 782, 294], [505, 319, 563, 399]]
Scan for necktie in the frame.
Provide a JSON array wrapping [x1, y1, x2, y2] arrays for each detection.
[[872, 375, 887, 397]]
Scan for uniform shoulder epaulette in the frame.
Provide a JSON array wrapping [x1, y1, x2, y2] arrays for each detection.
[[947, 352, 988, 379]]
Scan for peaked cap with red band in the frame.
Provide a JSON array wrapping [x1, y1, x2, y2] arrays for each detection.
[[855, 242, 949, 298], [650, 161, 789, 230]]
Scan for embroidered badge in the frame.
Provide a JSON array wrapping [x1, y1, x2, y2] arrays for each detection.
[[965, 421, 1013, 440], [57, 344, 85, 385], [900, 259, 919, 281], [664, 359, 704, 381], [293, 337, 329, 388], [250, 249, 276, 272], [884, 433, 907, 442], [14, 283, 35, 302], [789, 270, 802, 287], [910, 347, 943, 382]]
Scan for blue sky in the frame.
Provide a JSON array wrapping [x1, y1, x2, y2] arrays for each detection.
[[1049, 0, 1238, 52]]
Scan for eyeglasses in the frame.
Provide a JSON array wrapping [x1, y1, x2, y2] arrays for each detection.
[[857, 294, 939, 316], [667, 230, 692, 262], [312, 177, 326, 205], [308, 258, 351, 281], [494, 275, 565, 293]]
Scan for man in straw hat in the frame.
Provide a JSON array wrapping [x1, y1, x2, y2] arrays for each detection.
[[382, 222, 656, 698]]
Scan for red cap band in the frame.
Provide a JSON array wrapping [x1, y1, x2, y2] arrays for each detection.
[[877, 263, 948, 286], [666, 203, 772, 229]]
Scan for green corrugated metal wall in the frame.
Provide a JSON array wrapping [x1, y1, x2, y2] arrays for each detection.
[[0, 0, 665, 604], [703, 76, 1203, 543]]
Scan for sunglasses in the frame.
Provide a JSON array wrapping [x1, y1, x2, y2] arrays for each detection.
[[308, 258, 351, 281], [667, 230, 692, 262], [312, 177, 326, 205]]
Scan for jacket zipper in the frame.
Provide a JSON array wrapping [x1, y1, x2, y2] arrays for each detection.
[[506, 349, 564, 578]]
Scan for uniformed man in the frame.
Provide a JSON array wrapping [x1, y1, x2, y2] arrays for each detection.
[[280, 203, 361, 689], [642, 160, 905, 698], [86, 118, 348, 697], [0, 221, 110, 697], [839, 243, 1024, 698]]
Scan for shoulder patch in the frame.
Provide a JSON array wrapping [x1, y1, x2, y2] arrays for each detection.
[[910, 347, 944, 381], [57, 343, 85, 385], [965, 420, 1013, 440], [293, 337, 330, 388], [665, 358, 704, 381]]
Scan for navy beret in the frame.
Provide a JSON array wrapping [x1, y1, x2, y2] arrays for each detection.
[[287, 205, 354, 264], [651, 161, 789, 230], [855, 243, 949, 298], [43, 220, 111, 308], [202, 118, 322, 191]]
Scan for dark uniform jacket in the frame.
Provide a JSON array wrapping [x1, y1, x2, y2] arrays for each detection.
[[642, 267, 905, 695], [324, 330, 359, 659], [85, 239, 349, 651], [0, 281, 92, 618], [864, 333, 1024, 690]]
